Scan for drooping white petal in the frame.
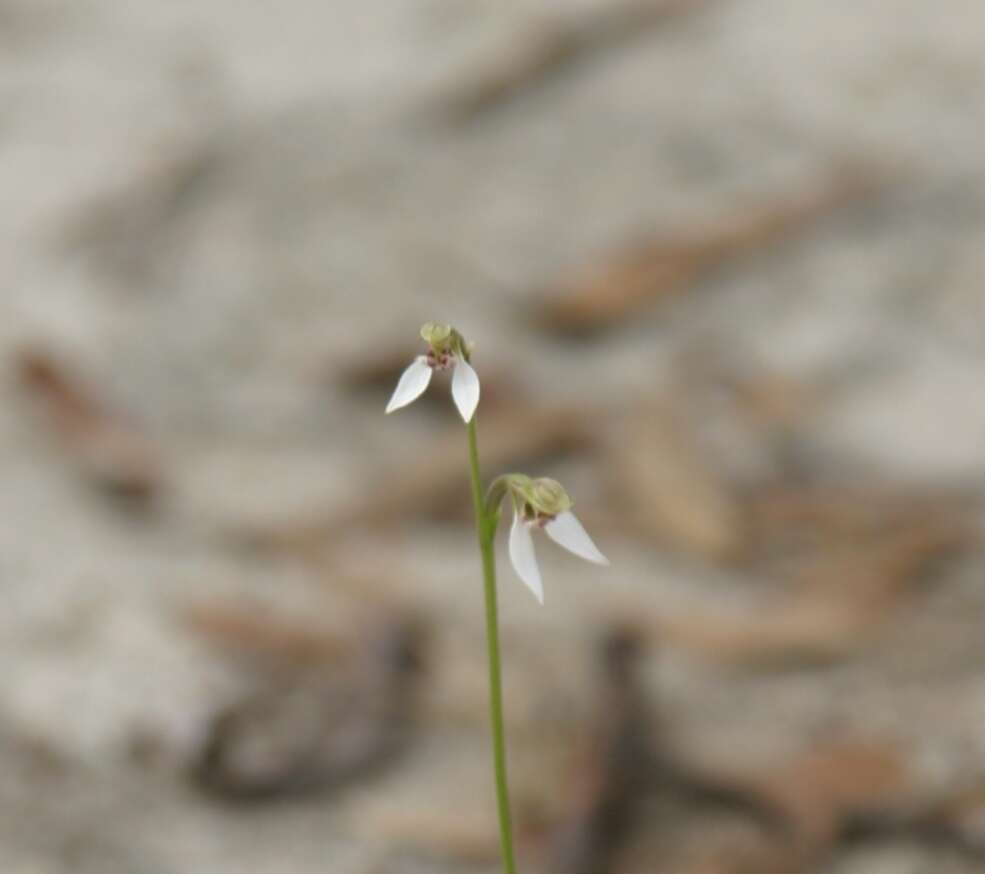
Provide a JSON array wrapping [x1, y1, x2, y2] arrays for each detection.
[[544, 511, 609, 565], [508, 512, 544, 604], [450, 358, 480, 423], [385, 357, 433, 413]]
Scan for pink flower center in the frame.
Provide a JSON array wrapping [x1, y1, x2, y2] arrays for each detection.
[[521, 506, 555, 528], [426, 349, 454, 370]]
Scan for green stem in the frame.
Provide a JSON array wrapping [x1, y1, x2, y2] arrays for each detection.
[[467, 416, 518, 874]]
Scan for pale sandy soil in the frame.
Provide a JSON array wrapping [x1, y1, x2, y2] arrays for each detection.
[[2, 1, 985, 872]]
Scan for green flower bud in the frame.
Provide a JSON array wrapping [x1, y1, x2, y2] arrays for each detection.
[[528, 477, 573, 516], [420, 322, 454, 352], [501, 474, 572, 518]]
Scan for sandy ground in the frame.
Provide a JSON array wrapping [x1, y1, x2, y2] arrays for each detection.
[[3, 1, 985, 872]]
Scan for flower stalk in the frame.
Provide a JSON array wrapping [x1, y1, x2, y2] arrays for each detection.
[[467, 415, 517, 874], [386, 322, 610, 874]]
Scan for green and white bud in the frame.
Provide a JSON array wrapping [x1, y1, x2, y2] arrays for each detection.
[[386, 322, 480, 422], [420, 322, 454, 352], [493, 473, 607, 604], [528, 478, 573, 516], [497, 474, 574, 519]]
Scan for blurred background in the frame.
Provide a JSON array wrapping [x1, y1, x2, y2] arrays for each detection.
[[3, 1, 985, 871]]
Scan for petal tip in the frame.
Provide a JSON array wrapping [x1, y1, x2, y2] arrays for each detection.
[[544, 511, 609, 566], [509, 512, 543, 603], [451, 359, 480, 423], [385, 357, 433, 415]]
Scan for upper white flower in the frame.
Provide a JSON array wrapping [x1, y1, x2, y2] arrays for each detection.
[[502, 477, 608, 604], [385, 323, 480, 423]]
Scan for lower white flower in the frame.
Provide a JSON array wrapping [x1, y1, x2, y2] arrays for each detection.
[[508, 507, 608, 605], [384, 323, 480, 423]]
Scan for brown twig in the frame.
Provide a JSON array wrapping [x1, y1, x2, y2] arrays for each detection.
[[535, 166, 892, 336], [192, 616, 427, 802], [549, 627, 655, 874], [183, 601, 349, 664], [657, 516, 970, 665], [17, 347, 163, 503], [606, 403, 744, 562], [434, 0, 715, 122]]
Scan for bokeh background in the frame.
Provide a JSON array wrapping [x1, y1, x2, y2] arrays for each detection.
[[4, 1, 985, 872]]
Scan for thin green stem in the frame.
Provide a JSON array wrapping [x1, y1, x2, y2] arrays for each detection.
[[467, 416, 518, 874]]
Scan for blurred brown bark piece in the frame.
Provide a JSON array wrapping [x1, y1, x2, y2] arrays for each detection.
[[711, 366, 823, 432], [192, 616, 425, 802], [549, 627, 655, 874], [746, 481, 973, 560], [436, 0, 713, 122], [677, 836, 803, 874], [183, 601, 348, 664], [17, 348, 162, 503], [608, 405, 744, 561], [348, 806, 502, 864], [846, 779, 985, 859], [548, 628, 836, 873], [536, 168, 888, 336], [788, 514, 968, 606], [756, 741, 909, 855], [659, 517, 969, 664], [244, 403, 596, 554], [675, 741, 908, 873], [917, 782, 985, 855]]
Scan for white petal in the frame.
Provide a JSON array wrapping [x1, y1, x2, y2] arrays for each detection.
[[508, 512, 544, 604], [385, 357, 433, 413], [450, 358, 480, 423], [544, 511, 609, 566]]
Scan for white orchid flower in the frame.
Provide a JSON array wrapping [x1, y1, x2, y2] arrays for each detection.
[[499, 476, 608, 604], [385, 322, 480, 423]]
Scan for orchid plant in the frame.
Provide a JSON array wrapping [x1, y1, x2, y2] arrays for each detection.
[[386, 322, 608, 874]]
